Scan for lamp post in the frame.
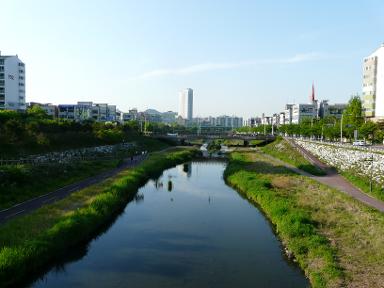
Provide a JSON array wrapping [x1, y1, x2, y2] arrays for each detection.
[[340, 114, 344, 144], [364, 154, 374, 193]]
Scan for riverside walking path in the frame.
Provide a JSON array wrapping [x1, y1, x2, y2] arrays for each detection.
[[267, 138, 384, 213], [0, 153, 148, 224]]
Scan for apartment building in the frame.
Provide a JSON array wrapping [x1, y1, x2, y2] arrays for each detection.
[[0, 53, 26, 111], [58, 102, 117, 122], [363, 44, 384, 120]]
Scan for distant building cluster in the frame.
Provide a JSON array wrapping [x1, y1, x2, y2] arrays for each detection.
[[29, 102, 180, 124], [4, 44, 384, 126], [193, 115, 243, 129], [121, 108, 178, 124], [247, 84, 347, 127]]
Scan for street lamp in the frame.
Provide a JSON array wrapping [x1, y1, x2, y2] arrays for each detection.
[[340, 114, 344, 144]]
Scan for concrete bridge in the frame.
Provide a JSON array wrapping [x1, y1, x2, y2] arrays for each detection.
[[153, 134, 276, 146]]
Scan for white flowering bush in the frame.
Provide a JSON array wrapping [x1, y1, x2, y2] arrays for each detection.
[[294, 140, 384, 185]]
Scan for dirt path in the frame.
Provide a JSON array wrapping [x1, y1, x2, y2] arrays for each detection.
[[0, 153, 148, 224], [261, 142, 384, 213]]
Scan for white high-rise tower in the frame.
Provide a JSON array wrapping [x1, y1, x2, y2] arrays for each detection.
[[178, 88, 193, 121], [0, 52, 26, 111]]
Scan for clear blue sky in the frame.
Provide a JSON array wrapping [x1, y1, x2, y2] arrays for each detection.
[[1, 0, 384, 118]]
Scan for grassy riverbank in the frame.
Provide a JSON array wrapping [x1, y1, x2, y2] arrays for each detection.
[[0, 148, 198, 287], [225, 150, 384, 287], [261, 137, 325, 176]]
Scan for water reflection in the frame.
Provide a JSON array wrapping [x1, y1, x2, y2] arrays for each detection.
[[154, 179, 163, 189], [179, 163, 192, 177], [167, 180, 173, 192], [134, 193, 144, 203]]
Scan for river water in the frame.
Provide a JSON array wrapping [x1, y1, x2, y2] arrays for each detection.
[[32, 161, 309, 288]]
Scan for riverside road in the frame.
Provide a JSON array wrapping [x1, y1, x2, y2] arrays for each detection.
[[0, 154, 147, 224]]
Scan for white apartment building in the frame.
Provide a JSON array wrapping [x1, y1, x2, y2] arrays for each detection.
[[178, 88, 193, 121], [284, 104, 294, 124], [58, 102, 117, 122], [0, 53, 26, 111], [363, 44, 384, 120], [291, 103, 317, 124], [215, 115, 243, 128]]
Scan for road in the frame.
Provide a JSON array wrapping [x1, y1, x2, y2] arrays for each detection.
[[0, 154, 147, 224]]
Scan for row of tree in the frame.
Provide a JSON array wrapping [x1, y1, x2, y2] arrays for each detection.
[[0, 106, 199, 156], [237, 96, 384, 143]]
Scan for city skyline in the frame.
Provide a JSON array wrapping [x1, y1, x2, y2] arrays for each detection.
[[1, 0, 384, 118]]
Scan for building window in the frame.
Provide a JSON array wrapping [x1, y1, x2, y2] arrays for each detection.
[[0, 67, 4, 72], [0, 59, 4, 65]]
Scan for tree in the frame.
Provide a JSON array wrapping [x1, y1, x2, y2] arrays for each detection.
[[359, 121, 379, 141], [343, 95, 364, 140], [27, 105, 49, 120]]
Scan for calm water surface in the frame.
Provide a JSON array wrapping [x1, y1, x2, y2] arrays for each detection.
[[32, 161, 309, 288]]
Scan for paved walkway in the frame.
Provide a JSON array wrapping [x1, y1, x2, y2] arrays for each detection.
[[263, 140, 384, 213], [0, 154, 148, 224]]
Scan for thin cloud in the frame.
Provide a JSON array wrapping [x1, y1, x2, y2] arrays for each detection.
[[131, 52, 323, 80]]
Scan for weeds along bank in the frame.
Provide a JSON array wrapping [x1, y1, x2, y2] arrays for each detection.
[[0, 148, 199, 287], [224, 150, 384, 288]]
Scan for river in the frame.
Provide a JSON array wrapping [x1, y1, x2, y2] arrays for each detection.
[[32, 161, 309, 288]]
